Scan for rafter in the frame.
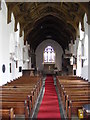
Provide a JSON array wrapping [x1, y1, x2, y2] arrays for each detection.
[[6, 2, 87, 50]]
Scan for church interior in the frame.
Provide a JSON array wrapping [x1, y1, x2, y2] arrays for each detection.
[[0, 0, 90, 120]]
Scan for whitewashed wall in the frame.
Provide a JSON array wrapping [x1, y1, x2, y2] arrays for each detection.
[[35, 39, 63, 71], [76, 14, 89, 80], [77, 39, 82, 76], [0, 1, 10, 85], [81, 14, 88, 80], [0, 1, 31, 85]]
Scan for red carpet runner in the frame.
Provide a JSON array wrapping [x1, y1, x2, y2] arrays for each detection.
[[37, 76, 61, 119]]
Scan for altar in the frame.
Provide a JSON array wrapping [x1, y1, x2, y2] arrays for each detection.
[[43, 63, 55, 74]]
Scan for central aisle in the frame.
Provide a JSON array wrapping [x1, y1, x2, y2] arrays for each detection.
[[37, 76, 61, 119]]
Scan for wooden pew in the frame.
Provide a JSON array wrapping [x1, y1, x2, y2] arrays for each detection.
[[0, 101, 29, 118], [60, 84, 90, 111], [56, 76, 90, 92], [60, 84, 90, 105], [0, 108, 15, 120], [0, 75, 42, 118], [0, 95, 32, 113], [57, 76, 90, 120], [65, 95, 90, 117], [4, 78, 41, 99], [6, 76, 41, 85], [57, 76, 81, 80], [0, 87, 38, 107], [62, 90, 90, 110], [68, 101, 90, 120], [0, 89, 35, 114]]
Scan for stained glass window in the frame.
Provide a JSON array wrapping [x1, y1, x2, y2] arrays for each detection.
[[44, 46, 55, 63]]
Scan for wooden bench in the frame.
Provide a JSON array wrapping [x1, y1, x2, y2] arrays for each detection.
[[0, 75, 42, 118], [63, 90, 90, 110], [0, 108, 15, 120], [0, 101, 29, 118], [57, 76, 81, 80], [68, 101, 90, 120], [0, 86, 38, 106], [61, 87, 90, 118], [0, 95, 32, 114], [59, 83, 90, 105], [0, 88, 36, 113], [57, 76, 90, 120]]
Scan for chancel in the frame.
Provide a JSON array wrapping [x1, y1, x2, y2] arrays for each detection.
[[0, 1, 90, 120]]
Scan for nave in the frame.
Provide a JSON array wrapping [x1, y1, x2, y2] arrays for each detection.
[[0, 74, 90, 120], [0, 1, 90, 120]]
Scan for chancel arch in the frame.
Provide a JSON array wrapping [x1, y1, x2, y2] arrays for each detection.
[[35, 39, 63, 72]]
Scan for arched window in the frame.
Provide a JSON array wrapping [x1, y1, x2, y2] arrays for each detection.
[[43, 46, 55, 63]]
